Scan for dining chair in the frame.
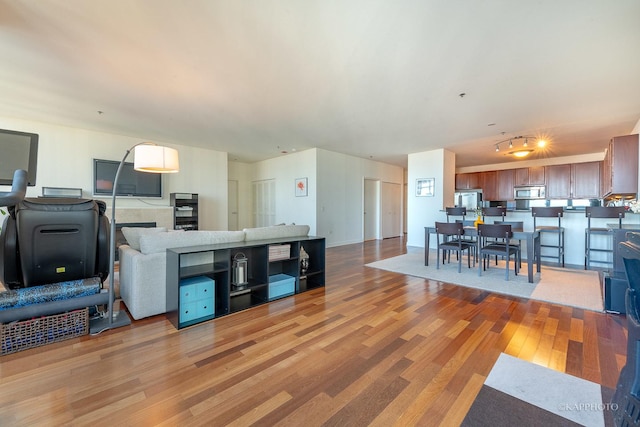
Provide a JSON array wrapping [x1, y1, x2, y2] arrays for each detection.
[[493, 220, 524, 268], [444, 207, 472, 262], [482, 206, 506, 223], [477, 223, 520, 280], [435, 221, 474, 273]]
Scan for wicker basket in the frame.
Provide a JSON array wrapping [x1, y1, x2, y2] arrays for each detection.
[[268, 244, 291, 261], [1, 308, 89, 355]]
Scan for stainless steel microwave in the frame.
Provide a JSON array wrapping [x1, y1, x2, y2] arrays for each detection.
[[514, 186, 546, 199]]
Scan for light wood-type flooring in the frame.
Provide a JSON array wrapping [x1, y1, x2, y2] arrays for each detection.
[[0, 237, 628, 426]]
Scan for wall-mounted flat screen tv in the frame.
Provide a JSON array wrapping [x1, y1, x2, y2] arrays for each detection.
[[93, 158, 162, 198], [0, 128, 39, 186]]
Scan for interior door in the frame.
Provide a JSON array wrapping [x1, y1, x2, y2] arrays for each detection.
[[381, 182, 401, 239], [252, 179, 275, 227], [364, 179, 380, 240], [228, 179, 239, 230]]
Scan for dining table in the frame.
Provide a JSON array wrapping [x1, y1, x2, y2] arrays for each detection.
[[424, 225, 541, 283]]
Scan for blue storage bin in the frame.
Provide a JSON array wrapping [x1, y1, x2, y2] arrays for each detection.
[[179, 276, 215, 322], [268, 274, 295, 300]]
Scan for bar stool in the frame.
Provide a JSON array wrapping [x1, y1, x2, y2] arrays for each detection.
[[532, 206, 565, 267], [584, 206, 626, 270]]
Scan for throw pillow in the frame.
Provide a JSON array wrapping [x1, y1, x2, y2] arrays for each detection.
[[121, 227, 167, 251]]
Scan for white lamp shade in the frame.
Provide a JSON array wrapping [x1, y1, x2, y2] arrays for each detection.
[[134, 144, 180, 173]]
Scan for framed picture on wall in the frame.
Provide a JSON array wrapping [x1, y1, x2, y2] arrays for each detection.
[[295, 177, 308, 197], [416, 178, 435, 197]]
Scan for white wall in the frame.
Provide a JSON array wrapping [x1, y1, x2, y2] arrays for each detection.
[[316, 149, 404, 247], [250, 149, 318, 234], [0, 116, 229, 230], [407, 149, 455, 248]]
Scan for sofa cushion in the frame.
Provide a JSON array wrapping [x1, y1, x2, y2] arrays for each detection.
[[243, 224, 310, 241], [121, 227, 167, 251], [139, 230, 246, 254]]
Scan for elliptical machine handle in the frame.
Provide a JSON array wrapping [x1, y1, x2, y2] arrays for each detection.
[[0, 169, 27, 207]]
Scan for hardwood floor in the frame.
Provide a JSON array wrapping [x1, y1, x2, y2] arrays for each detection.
[[0, 237, 627, 426]]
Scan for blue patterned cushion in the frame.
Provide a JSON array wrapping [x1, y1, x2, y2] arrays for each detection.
[[0, 277, 101, 310]]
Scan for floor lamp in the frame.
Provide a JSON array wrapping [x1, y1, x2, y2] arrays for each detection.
[[90, 142, 179, 334]]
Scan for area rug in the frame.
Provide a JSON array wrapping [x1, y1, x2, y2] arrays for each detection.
[[461, 353, 615, 427], [365, 247, 604, 312]]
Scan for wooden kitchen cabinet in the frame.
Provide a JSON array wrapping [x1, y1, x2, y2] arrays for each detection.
[[571, 161, 601, 199], [515, 166, 545, 186], [455, 172, 480, 190], [546, 162, 601, 199], [495, 169, 515, 201], [602, 134, 639, 196], [545, 164, 571, 199], [479, 171, 497, 201], [529, 166, 545, 185]]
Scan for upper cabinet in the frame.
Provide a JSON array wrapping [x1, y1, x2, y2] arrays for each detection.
[[457, 160, 604, 201], [455, 172, 480, 190], [602, 134, 639, 197], [495, 169, 515, 201], [545, 162, 601, 199], [515, 166, 545, 186], [545, 164, 572, 199], [571, 161, 601, 199], [479, 171, 497, 200]]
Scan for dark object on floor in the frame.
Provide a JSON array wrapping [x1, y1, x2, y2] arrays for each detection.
[[611, 231, 640, 426]]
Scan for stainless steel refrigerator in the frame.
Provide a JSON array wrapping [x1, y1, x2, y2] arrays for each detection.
[[454, 190, 482, 212]]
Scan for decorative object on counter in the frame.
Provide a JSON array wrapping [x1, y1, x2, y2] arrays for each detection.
[[492, 135, 548, 158], [629, 200, 640, 213], [232, 253, 249, 290], [300, 246, 309, 275], [471, 207, 484, 228], [473, 214, 484, 228]]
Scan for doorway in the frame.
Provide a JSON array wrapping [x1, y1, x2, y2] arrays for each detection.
[[364, 179, 380, 241], [252, 179, 275, 227], [228, 179, 239, 231], [381, 182, 402, 239]]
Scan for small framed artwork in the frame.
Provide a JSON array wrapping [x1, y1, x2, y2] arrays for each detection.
[[416, 178, 435, 197], [295, 178, 308, 197]]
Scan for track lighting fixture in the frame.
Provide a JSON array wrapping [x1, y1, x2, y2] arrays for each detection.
[[493, 135, 547, 158]]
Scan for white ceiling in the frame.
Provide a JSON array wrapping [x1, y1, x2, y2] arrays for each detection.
[[1, 1, 639, 168]]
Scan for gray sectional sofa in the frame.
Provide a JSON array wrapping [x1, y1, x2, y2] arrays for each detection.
[[118, 224, 310, 320]]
